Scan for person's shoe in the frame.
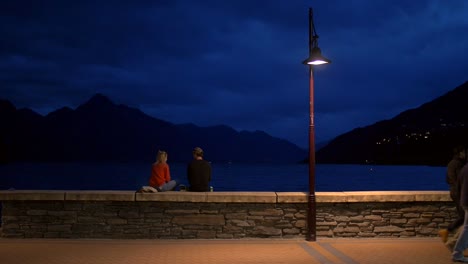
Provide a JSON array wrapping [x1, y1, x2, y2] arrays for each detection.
[[453, 256, 468, 262], [439, 229, 449, 243]]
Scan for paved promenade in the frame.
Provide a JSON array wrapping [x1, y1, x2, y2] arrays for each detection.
[[0, 237, 459, 264]]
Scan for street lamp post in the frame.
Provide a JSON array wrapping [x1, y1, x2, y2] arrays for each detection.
[[302, 7, 330, 242]]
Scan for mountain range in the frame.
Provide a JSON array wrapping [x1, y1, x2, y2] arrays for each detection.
[[316, 80, 468, 166], [0, 94, 307, 163], [3, 80, 468, 166]]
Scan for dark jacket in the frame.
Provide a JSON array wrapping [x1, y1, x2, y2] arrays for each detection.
[[447, 157, 465, 199], [187, 159, 212, 192], [458, 163, 468, 208]]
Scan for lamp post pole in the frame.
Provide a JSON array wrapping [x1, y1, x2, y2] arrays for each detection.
[[307, 63, 316, 241], [302, 7, 330, 242]]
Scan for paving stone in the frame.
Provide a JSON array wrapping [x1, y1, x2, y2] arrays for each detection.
[[0, 238, 455, 264]]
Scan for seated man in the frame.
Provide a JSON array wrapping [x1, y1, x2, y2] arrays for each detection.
[[187, 147, 212, 192]]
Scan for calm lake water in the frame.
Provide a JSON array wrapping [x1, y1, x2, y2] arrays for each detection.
[[0, 162, 448, 192]]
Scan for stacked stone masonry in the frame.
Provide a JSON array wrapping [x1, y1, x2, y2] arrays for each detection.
[[0, 190, 455, 239]]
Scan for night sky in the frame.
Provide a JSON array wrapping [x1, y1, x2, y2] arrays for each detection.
[[1, 0, 468, 148]]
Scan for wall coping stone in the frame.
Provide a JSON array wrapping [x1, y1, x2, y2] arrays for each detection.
[[0, 190, 451, 203], [136, 192, 207, 202], [205, 192, 276, 203], [0, 190, 65, 201], [65, 191, 135, 201]]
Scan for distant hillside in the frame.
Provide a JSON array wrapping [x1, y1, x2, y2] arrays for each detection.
[[316, 80, 468, 166], [0, 94, 306, 163]]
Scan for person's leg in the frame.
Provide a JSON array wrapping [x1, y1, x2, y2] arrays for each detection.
[[160, 180, 178, 191], [452, 208, 468, 262], [447, 225, 463, 251], [444, 193, 464, 243], [449, 197, 465, 232]]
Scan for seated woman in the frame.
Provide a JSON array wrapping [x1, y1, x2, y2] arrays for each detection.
[[148, 150, 178, 191]]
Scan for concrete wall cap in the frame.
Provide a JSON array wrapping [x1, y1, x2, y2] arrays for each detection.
[[136, 192, 206, 202], [317, 192, 348, 203], [277, 191, 449, 203], [342, 191, 415, 202], [0, 190, 450, 203], [206, 192, 276, 203], [65, 190, 135, 201], [0, 190, 65, 201], [276, 192, 307, 203], [414, 190, 452, 202]]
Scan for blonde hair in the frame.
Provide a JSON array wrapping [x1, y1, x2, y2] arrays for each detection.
[[156, 150, 168, 163]]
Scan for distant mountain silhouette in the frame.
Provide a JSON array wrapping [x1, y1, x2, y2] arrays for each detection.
[[0, 94, 306, 163], [316, 80, 468, 166]]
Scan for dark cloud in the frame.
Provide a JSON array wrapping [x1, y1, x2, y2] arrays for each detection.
[[1, 0, 468, 147]]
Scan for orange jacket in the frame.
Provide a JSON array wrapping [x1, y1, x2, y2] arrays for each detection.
[[149, 162, 171, 187]]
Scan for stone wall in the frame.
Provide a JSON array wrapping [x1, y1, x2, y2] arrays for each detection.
[[0, 190, 455, 239]]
